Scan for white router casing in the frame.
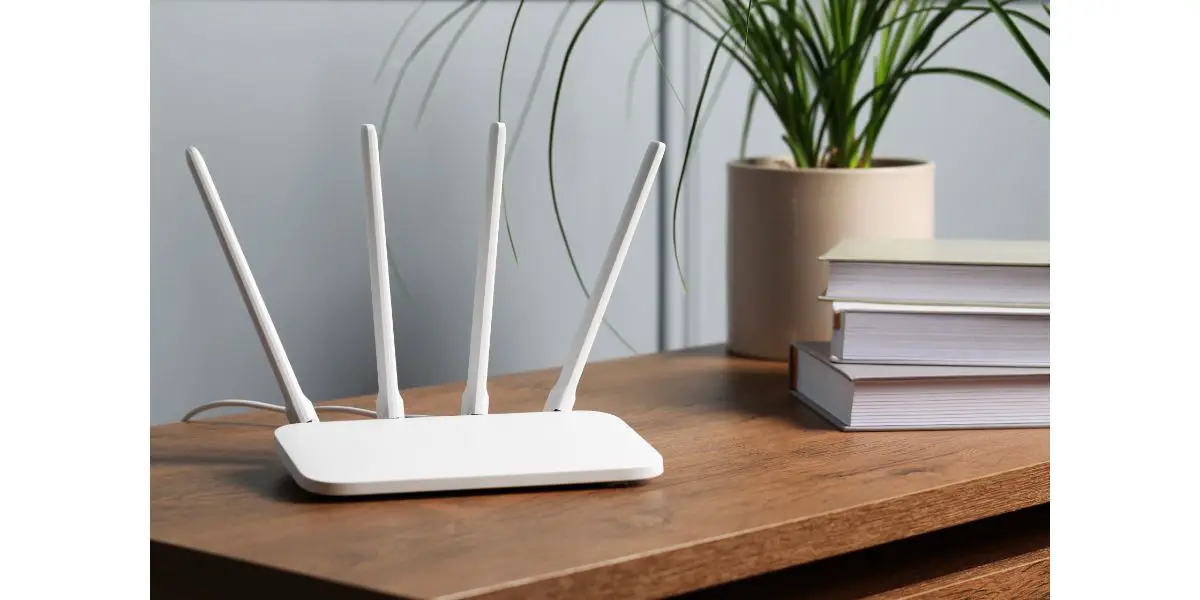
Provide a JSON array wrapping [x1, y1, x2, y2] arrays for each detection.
[[186, 122, 666, 497], [275, 411, 661, 495]]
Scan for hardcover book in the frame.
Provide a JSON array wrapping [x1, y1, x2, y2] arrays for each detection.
[[789, 341, 1049, 431], [819, 237, 1049, 307]]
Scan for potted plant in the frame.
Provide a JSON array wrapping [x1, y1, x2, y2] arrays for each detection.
[[380, 0, 1049, 361], [692, 0, 1050, 360]]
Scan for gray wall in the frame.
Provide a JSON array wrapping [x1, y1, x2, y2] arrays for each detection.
[[151, 1, 664, 424], [151, 1, 1048, 424]]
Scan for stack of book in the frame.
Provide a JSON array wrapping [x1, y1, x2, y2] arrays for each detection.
[[788, 237, 1049, 431]]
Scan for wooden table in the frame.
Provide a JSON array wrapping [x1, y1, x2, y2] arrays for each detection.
[[151, 346, 1049, 599]]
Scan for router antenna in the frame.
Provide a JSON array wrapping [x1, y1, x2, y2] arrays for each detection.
[[544, 141, 665, 413], [186, 148, 320, 424], [361, 125, 405, 419], [461, 122, 506, 415]]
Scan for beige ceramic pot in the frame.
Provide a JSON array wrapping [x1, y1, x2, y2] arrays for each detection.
[[726, 157, 935, 361]]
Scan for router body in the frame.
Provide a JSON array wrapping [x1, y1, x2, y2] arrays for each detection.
[[186, 123, 666, 497], [276, 411, 663, 495]]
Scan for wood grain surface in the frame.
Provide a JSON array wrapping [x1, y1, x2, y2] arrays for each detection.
[[678, 503, 1049, 599], [151, 346, 1049, 600]]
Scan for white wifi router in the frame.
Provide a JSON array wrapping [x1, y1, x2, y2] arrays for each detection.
[[185, 123, 666, 496]]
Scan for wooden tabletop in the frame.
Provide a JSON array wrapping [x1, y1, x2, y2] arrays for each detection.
[[150, 346, 1049, 600]]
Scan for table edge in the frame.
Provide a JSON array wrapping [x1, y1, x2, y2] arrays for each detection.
[[445, 461, 1049, 599], [153, 460, 1047, 600]]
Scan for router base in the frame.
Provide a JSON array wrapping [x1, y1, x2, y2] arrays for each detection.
[[274, 410, 664, 496]]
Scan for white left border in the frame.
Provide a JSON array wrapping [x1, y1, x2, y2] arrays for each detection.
[[1, 0, 147, 597]]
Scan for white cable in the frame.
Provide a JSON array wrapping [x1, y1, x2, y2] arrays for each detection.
[[181, 399, 430, 423]]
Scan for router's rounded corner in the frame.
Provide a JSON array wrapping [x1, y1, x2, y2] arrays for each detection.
[[622, 456, 665, 484], [292, 476, 353, 497], [273, 442, 347, 497], [641, 461, 665, 480], [289, 470, 356, 497]]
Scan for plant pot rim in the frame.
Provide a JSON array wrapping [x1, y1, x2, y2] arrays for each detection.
[[728, 155, 934, 174]]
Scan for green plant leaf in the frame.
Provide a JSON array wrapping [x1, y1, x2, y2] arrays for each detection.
[[857, 1, 951, 163], [985, 0, 1048, 84], [641, 1, 686, 115], [379, 0, 477, 142], [507, 0, 577, 160], [375, 0, 428, 84], [697, 55, 737, 136], [495, 0, 578, 267], [929, 66, 1048, 116], [548, 0, 604, 302], [661, 3, 755, 79], [740, 85, 758, 159], [755, 0, 944, 165], [546, 0, 639, 353], [693, 0, 730, 29], [672, 26, 735, 292], [904, 66, 1048, 117], [498, 0, 526, 121], [960, 5, 1048, 35], [625, 24, 662, 121], [851, 1, 972, 163], [376, 0, 478, 300], [736, 0, 818, 164], [414, 0, 487, 128], [916, 3, 999, 71], [496, 0, 528, 265]]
